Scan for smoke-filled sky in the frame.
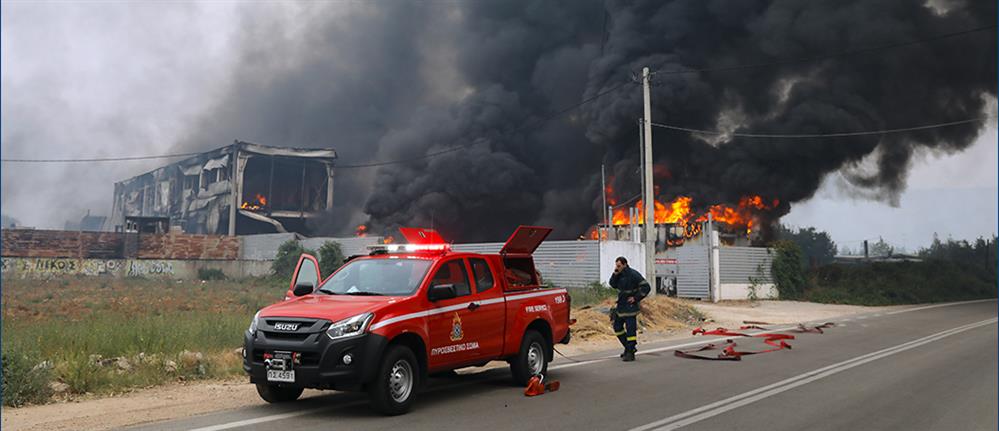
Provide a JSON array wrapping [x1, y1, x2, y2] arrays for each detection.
[[2, 0, 996, 247]]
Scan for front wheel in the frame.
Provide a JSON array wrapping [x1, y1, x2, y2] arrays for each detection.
[[368, 345, 420, 415], [255, 383, 303, 403], [510, 329, 549, 385]]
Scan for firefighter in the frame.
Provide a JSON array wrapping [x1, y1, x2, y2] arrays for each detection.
[[609, 256, 651, 362]]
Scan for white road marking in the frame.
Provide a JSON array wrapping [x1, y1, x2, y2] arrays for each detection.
[[629, 317, 998, 431], [188, 403, 362, 431], [885, 298, 995, 315]]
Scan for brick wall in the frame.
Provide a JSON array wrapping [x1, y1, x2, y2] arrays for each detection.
[[136, 234, 240, 260], [1, 229, 124, 259], [1, 229, 240, 260]]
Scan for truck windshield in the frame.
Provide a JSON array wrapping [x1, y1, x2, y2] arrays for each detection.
[[317, 258, 432, 296]]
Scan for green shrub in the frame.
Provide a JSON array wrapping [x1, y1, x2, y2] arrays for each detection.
[[317, 241, 346, 276], [772, 240, 807, 299], [197, 268, 227, 281], [271, 240, 314, 280], [804, 260, 996, 305], [2, 349, 53, 406]]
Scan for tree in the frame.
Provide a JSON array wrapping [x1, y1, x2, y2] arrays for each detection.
[[868, 237, 894, 257], [771, 240, 807, 299], [317, 241, 346, 276], [774, 224, 837, 267], [271, 240, 314, 280]]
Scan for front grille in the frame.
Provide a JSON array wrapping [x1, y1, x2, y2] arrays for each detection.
[[261, 331, 312, 341]]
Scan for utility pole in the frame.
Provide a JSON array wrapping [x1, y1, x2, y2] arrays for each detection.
[[638, 118, 645, 214], [600, 164, 607, 240], [641, 67, 656, 292]]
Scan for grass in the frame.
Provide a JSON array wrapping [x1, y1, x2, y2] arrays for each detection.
[[2, 276, 286, 405], [565, 282, 619, 308]]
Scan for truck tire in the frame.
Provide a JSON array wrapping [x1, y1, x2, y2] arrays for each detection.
[[510, 329, 549, 386], [368, 344, 420, 415], [255, 383, 304, 403]]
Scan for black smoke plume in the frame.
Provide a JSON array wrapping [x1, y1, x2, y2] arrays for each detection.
[[175, 0, 996, 242]]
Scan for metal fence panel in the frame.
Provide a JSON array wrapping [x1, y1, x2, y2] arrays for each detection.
[[453, 240, 600, 288], [676, 245, 710, 299], [719, 247, 774, 284]]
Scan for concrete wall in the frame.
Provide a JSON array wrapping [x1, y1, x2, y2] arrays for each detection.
[[718, 283, 778, 300], [239, 234, 383, 261], [598, 241, 646, 286], [1, 257, 271, 279]]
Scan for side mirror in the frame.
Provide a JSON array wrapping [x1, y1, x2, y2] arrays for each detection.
[[287, 254, 321, 298], [293, 281, 315, 297], [428, 283, 457, 301]]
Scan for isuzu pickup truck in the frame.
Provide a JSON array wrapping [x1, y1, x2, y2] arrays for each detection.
[[243, 226, 572, 414]]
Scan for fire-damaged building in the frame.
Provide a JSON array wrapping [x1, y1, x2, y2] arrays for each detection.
[[108, 140, 336, 235]]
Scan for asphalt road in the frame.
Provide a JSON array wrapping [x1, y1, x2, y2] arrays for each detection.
[[128, 299, 997, 431]]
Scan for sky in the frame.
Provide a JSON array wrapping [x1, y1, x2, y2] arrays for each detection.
[[2, 1, 996, 250], [784, 124, 998, 252]]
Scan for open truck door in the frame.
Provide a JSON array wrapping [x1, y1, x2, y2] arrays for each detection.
[[285, 254, 321, 299], [499, 226, 552, 290]]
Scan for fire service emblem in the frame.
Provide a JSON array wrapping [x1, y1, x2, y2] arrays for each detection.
[[450, 313, 463, 341]]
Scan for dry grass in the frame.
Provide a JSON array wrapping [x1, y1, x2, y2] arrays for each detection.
[[571, 296, 706, 341]]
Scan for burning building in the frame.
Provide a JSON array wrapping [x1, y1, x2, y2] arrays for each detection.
[[108, 140, 336, 235], [588, 194, 781, 250]]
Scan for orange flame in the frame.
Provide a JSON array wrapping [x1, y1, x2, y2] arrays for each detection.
[[606, 194, 778, 242], [382, 235, 395, 244], [355, 224, 368, 237], [240, 194, 268, 210]]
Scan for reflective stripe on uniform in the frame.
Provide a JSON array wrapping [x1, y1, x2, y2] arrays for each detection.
[[617, 311, 639, 317], [626, 336, 637, 341], [614, 330, 626, 336]]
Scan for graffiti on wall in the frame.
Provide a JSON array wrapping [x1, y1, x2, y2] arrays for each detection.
[[127, 260, 175, 276], [1, 258, 173, 277]]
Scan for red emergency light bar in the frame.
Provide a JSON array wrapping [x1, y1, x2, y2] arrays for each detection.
[[367, 243, 451, 253]]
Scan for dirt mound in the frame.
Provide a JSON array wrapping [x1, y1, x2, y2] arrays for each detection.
[[572, 296, 705, 341]]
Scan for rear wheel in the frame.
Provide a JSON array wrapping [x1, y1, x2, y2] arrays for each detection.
[[255, 383, 303, 403], [510, 329, 549, 385], [368, 345, 420, 415]]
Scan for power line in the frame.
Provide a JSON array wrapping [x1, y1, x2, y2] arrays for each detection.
[[649, 116, 994, 138], [1, 151, 204, 163], [650, 24, 997, 76], [335, 80, 636, 169]]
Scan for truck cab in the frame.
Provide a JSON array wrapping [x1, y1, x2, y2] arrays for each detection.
[[243, 226, 572, 415]]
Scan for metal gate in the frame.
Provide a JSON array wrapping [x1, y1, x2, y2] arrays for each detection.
[[676, 245, 710, 299]]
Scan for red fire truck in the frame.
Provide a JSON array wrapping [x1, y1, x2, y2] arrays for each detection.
[[243, 226, 572, 415]]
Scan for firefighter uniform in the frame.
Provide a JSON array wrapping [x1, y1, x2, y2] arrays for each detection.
[[609, 266, 651, 359]]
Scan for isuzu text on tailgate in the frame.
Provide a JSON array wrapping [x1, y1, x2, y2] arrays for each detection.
[[243, 226, 572, 415]]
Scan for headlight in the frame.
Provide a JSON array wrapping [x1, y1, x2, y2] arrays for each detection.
[[326, 312, 374, 341], [248, 311, 261, 335]]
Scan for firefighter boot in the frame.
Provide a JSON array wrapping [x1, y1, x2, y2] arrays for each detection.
[[622, 348, 636, 362]]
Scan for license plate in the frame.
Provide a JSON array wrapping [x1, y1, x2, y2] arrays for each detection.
[[267, 370, 295, 383]]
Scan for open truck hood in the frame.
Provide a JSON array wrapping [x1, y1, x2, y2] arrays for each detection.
[[500, 225, 552, 255]]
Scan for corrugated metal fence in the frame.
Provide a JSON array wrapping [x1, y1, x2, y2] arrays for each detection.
[[719, 246, 774, 284], [676, 245, 710, 299], [453, 240, 600, 288]]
